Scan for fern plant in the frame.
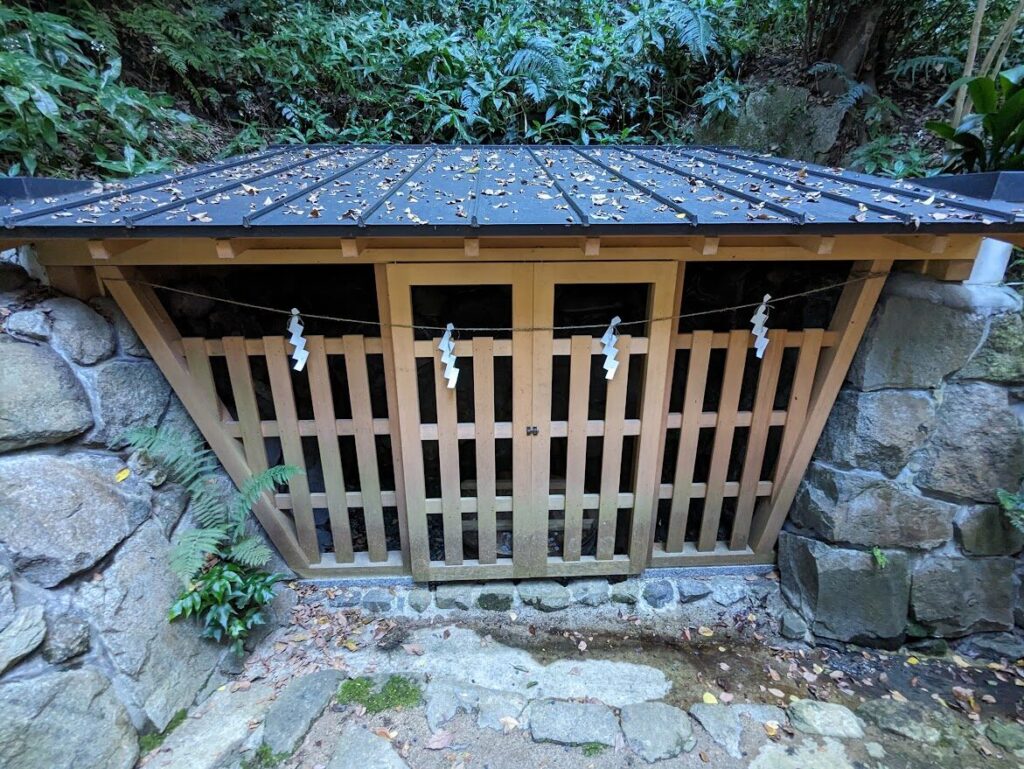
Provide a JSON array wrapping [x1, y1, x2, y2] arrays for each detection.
[[997, 489, 1024, 535], [124, 427, 297, 653]]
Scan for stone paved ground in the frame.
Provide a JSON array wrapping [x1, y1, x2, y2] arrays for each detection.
[[138, 582, 1024, 769]]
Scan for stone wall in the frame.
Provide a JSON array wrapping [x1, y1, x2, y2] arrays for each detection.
[[780, 271, 1024, 651], [0, 260, 287, 769]]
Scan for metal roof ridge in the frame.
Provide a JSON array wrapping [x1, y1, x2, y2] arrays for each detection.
[[355, 146, 438, 227], [524, 146, 589, 226]]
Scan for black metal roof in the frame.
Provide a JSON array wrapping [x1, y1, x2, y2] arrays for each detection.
[[3, 145, 1022, 239]]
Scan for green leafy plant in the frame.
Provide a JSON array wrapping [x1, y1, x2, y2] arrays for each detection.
[[848, 135, 932, 178], [581, 742, 607, 756], [138, 709, 187, 755], [241, 744, 289, 769], [871, 546, 889, 569], [997, 489, 1024, 534], [928, 65, 1024, 172], [696, 72, 745, 126], [124, 426, 296, 654]]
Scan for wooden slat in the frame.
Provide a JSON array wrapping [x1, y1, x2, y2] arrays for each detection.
[[665, 330, 712, 552], [264, 336, 319, 562], [562, 335, 592, 562], [97, 266, 308, 571], [773, 328, 823, 490], [223, 336, 269, 474], [596, 335, 631, 560], [306, 335, 353, 563], [750, 259, 892, 552], [433, 336, 464, 565], [730, 329, 785, 550], [374, 264, 410, 565], [472, 337, 498, 565], [182, 337, 219, 422], [698, 330, 748, 551], [343, 335, 388, 562]]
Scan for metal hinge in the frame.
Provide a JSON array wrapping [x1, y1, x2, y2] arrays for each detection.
[[526, 425, 539, 436]]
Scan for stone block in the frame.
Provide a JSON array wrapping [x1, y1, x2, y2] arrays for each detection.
[[788, 700, 864, 738], [73, 521, 222, 730], [960, 311, 1024, 383], [911, 555, 1015, 636], [327, 725, 409, 769], [262, 670, 344, 755], [620, 701, 696, 761], [90, 297, 149, 357], [815, 389, 936, 476], [0, 565, 13, 631], [848, 292, 986, 391], [407, 588, 432, 613], [361, 588, 393, 613], [642, 579, 675, 608], [0, 605, 45, 673], [0, 452, 152, 587], [5, 308, 50, 339], [518, 581, 570, 612], [610, 579, 641, 605], [779, 532, 910, 646], [477, 581, 515, 611], [42, 612, 91, 663], [780, 609, 808, 640], [955, 505, 1024, 556], [689, 703, 741, 758], [911, 383, 1024, 502], [435, 583, 475, 610], [40, 297, 115, 365], [571, 578, 609, 606], [791, 462, 955, 550], [0, 335, 94, 452], [0, 668, 137, 769], [676, 578, 711, 604], [83, 359, 172, 448], [529, 699, 620, 746]]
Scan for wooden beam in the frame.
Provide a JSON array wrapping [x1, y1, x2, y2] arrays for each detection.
[[95, 265, 309, 571], [45, 266, 101, 301], [748, 258, 892, 553], [925, 259, 974, 281], [887, 234, 949, 254], [785, 235, 835, 255]]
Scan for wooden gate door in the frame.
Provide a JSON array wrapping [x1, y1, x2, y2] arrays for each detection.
[[387, 261, 677, 582]]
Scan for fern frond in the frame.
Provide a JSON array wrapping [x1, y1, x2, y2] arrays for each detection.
[[837, 82, 870, 111], [891, 55, 959, 83], [170, 527, 227, 581], [228, 465, 299, 537], [227, 535, 274, 570], [664, 4, 719, 59], [506, 37, 566, 101]]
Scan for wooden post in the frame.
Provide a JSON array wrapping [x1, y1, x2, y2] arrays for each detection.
[[749, 258, 892, 553], [96, 265, 308, 570]]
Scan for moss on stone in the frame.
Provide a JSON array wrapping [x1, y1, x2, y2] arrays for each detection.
[[337, 675, 421, 713], [581, 742, 607, 756], [138, 708, 187, 754], [241, 744, 289, 769]]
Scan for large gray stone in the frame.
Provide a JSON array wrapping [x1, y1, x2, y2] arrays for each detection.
[[788, 700, 863, 738], [693, 85, 845, 162], [643, 578, 675, 608], [749, 736, 855, 769], [85, 359, 172, 448], [956, 505, 1024, 556], [5, 307, 50, 339], [424, 680, 527, 732], [780, 608, 809, 640], [73, 521, 222, 730], [0, 452, 152, 587], [911, 555, 1015, 636], [986, 720, 1024, 752], [791, 462, 955, 550], [407, 588, 432, 613], [911, 383, 1024, 502], [0, 565, 13, 630], [779, 532, 910, 646], [519, 580, 571, 612], [40, 296, 115, 365], [90, 297, 149, 357], [960, 311, 1024, 383], [0, 604, 45, 673], [677, 577, 712, 604], [689, 703, 742, 758], [361, 588, 393, 613], [328, 725, 409, 769], [848, 293, 987, 391], [262, 670, 344, 755], [620, 701, 696, 762], [0, 668, 137, 769], [0, 335, 94, 451], [145, 682, 274, 769], [529, 699, 620, 746], [611, 579, 641, 605], [42, 611, 91, 663], [815, 389, 936, 476], [857, 699, 941, 744], [572, 578, 609, 606]]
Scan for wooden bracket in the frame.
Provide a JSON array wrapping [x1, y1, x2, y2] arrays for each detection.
[[699, 236, 720, 256], [215, 239, 236, 260], [887, 234, 950, 255], [86, 239, 148, 261], [785, 235, 835, 255], [583, 237, 600, 257], [341, 238, 361, 258], [464, 238, 480, 258]]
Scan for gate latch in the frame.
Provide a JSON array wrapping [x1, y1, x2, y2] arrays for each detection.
[[526, 425, 539, 436]]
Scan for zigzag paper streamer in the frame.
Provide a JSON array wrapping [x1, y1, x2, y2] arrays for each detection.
[[750, 294, 771, 359], [601, 316, 622, 380], [438, 322, 459, 389], [287, 308, 309, 372]]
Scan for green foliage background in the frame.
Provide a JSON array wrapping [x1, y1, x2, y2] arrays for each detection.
[[1, 1, 1021, 178]]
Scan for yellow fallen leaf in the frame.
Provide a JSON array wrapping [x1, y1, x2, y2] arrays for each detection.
[[698, 626, 714, 637], [890, 689, 909, 703], [342, 640, 358, 651], [114, 468, 130, 483], [907, 656, 919, 665], [764, 720, 779, 737], [702, 692, 718, 705], [952, 655, 970, 669]]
